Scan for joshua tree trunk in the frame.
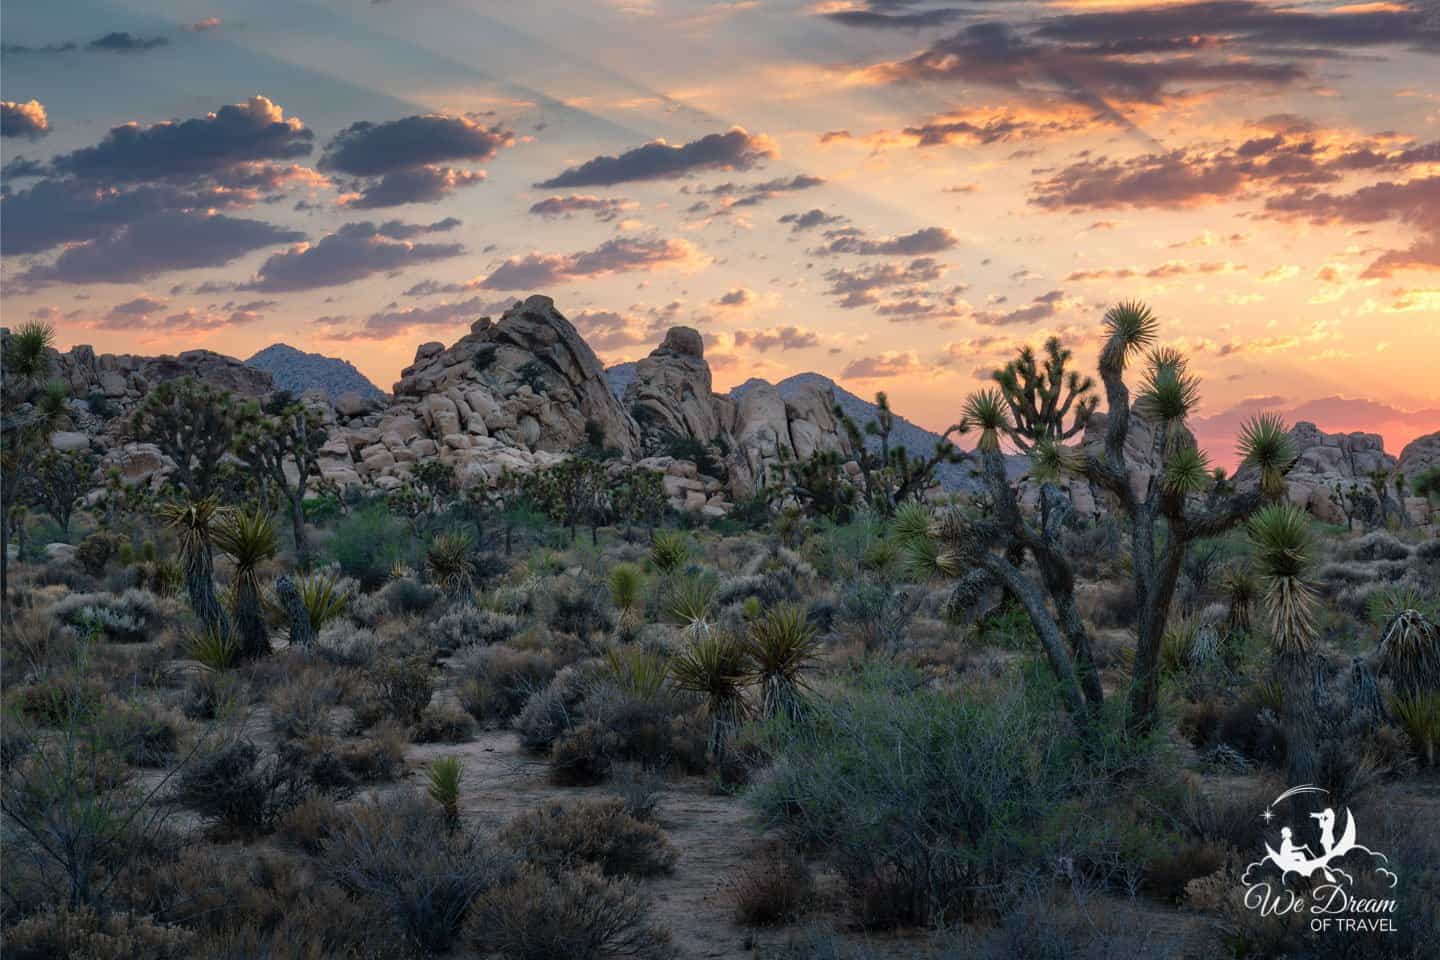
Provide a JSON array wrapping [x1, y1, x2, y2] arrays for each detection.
[[184, 544, 231, 643], [232, 579, 269, 659], [1279, 652, 1322, 822], [288, 493, 309, 569], [276, 575, 313, 647]]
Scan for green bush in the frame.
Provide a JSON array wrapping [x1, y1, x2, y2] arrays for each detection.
[[500, 796, 677, 878], [328, 506, 407, 589]]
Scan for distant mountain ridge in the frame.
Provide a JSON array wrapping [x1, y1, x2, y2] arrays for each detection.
[[245, 343, 385, 402]]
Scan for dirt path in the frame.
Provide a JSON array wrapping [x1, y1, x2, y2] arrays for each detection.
[[406, 731, 768, 959]]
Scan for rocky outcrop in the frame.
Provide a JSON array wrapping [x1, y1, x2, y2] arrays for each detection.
[[52, 346, 273, 405], [1397, 431, 1439, 526], [1277, 422, 1399, 525], [393, 295, 640, 458], [623, 327, 724, 451]]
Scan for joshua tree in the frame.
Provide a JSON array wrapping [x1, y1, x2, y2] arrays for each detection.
[[835, 391, 965, 514], [158, 496, 231, 644], [993, 337, 1098, 453], [426, 531, 475, 598], [213, 508, 279, 659], [233, 394, 327, 566], [611, 469, 668, 541], [21, 446, 96, 540], [1079, 303, 1295, 731], [775, 449, 857, 522], [526, 458, 609, 545], [1248, 503, 1322, 820], [1, 322, 68, 616], [131, 378, 237, 500], [913, 302, 1294, 734]]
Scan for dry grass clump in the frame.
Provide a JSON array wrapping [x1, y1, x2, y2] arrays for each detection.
[[500, 796, 678, 878]]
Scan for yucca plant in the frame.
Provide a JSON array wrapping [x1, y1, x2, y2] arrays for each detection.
[[1373, 595, 1440, 696], [213, 507, 278, 659], [427, 756, 464, 827], [605, 645, 668, 701], [1101, 300, 1159, 367], [1390, 691, 1440, 767], [1248, 502, 1320, 816], [663, 572, 718, 639], [1237, 413, 1296, 500], [157, 496, 232, 644], [1136, 347, 1201, 429], [1220, 563, 1258, 636], [294, 570, 349, 634], [958, 388, 1007, 453], [609, 563, 645, 623], [649, 530, 690, 574], [1163, 443, 1212, 496], [744, 604, 819, 722], [669, 632, 751, 761], [426, 531, 474, 597], [188, 624, 239, 671]]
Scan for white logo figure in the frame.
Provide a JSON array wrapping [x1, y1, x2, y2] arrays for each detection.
[[1243, 785, 1397, 889]]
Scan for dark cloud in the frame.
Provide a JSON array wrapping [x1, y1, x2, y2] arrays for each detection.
[[779, 209, 846, 232], [17, 211, 304, 286], [325, 295, 515, 341], [49, 96, 312, 183], [528, 194, 633, 221], [903, 111, 1086, 147], [1030, 134, 1439, 210], [87, 32, 170, 52], [536, 128, 775, 188], [376, 217, 462, 239], [686, 174, 825, 210], [320, 115, 513, 177], [1265, 175, 1440, 278], [243, 220, 464, 292], [974, 289, 1068, 326], [570, 309, 666, 351], [716, 288, 754, 308], [865, 20, 1305, 108], [1, 177, 264, 255], [810, 225, 957, 256], [1, 100, 50, 139], [480, 236, 700, 290], [825, 7, 969, 30], [823, 258, 945, 307], [841, 353, 917, 379], [345, 166, 486, 208], [734, 326, 820, 352]]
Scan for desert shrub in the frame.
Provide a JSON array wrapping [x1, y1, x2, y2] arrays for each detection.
[[1392, 691, 1440, 766], [500, 796, 677, 878], [108, 704, 179, 768], [337, 724, 408, 782], [550, 721, 620, 785], [312, 622, 378, 668], [322, 792, 512, 954], [277, 794, 348, 855], [730, 846, 814, 927], [361, 654, 433, 726], [75, 531, 123, 576], [383, 575, 443, 615], [456, 644, 558, 724], [1339, 530, 1413, 563], [269, 670, 340, 742], [430, 606, 520, 653], [609, 765, 664, 822], [49, 589, 163, 643], [549, 577, 614, 642], [465, 864, 674, 960], [168, 740, 307, 837], [329, 506, 407, 589], [2, 907, 193, 960], [750, 663, 1073, 928], [411, 702, 478, 743], [8, 674, 106, 726]]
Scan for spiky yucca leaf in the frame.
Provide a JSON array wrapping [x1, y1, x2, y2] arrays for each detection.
[[187, 625, 239, 671], [1391, 692, 1440, 766], [157, 496, 226, 557], [609, 562, 645, 617], [1237, 413, 1294, 499], [1102, 301, 1159, 362], [1137, 349, 1201, 424], [670, 632, 750, 719], [648, 530, 690, 574], [959, 388, 1007, 453], [605, 645, 669, 701], [293, 570, 349, 632], [426, 531, 474, 595], [663, 573, 718, 636], [1377, 608, 1440, 696], [890, 500, 933, 544], [1247, 503, 1316, 656], [745, 604, 819, 722], [1030, 436, 1083, 483], [213, 508, 278, 584], [1221, 563, 1258, 634], [1163, 444, 1213, 495], [901, 533, 959, 581], [426, 756, 464, 824]]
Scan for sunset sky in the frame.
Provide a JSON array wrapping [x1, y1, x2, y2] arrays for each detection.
[[3, 0, 1438, 461]]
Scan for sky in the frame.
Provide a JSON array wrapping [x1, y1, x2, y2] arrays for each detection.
[[3, 0, 1438, 464]]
